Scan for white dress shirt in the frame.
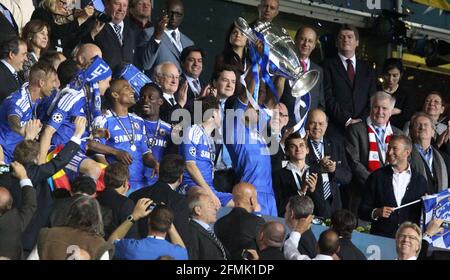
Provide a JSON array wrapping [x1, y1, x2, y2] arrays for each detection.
[[392, 165, 412, 207], [283, 231, 311, 260], [313, 254, 334, 260], [1, 59, 16, 75], [163, 92, 177, 106], [338, 53, 356, 72]]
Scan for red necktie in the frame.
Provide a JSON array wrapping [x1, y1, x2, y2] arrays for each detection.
[[346, 58, 355, 85], [300, 60, 307, 72]]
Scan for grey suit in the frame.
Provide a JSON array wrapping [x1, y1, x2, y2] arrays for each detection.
[[137, 27, 194, 72], [345, 121, 403, 214], [410, 145, 449, 194]]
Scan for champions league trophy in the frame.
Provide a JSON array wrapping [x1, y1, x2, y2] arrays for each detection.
[[234, 17, 319, 98]]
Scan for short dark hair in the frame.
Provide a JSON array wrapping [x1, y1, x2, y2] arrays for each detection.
[[40, 50, 64, 68], [288, 195, 314, 219], [318, 229, 340, 256], [197, 95, 219, 123], [211, 64, 237, 83], [285, 132, 306, 149], [148, 204, 174, 233], [140, 82, 163, 99], [382, 58, 404, 76], [71, 176, 96, 196], [13, 140, 40, 164], [338, 24, 359, 41], [180, 45, 205, 63], [331, 209, 357, 239], [63, 195, 104, 237], [104, 162, 129, 189], [158, 154, 185, 184], [29, 61, 57, 83], [0, 37, 25, 59], [57, 59, 79, 88]]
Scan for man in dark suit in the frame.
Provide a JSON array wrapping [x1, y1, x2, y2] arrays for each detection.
[[0, 3, 19, 45], [330, 209, 366, 260], [187, 192, 229, 260], [96, 162, 138, 239], [346, 92, 403, 215], [137, 0, 194, 73], [153, 62, 187, 123], [0, 37, 27, 102], [280, 26, 325, 128], [0, 116, 85, 255], [179, 46, 205, 115], [214, 183, 265, 260], [305, 109, 352, 218], [322, 24, 376, 142], [129, 154, 191, 244], [0, 161, 36, 260], [359, 135, 428, 238], [85, 0, 137, 71], [409, 112, 449, 194]]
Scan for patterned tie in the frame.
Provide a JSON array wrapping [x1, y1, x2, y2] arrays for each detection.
[[346, 58, 355, 85], [208, 229, 227, 260], [311, 140, 331, 200], [193, 79, 201, 94], [113, 23, 122, 44], [375, 127, 385, 151], [169, 97, 175, 106], [13, 72, 19, 83], [171, 30, 181, 52]]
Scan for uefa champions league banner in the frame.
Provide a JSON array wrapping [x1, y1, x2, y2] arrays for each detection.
[[422, 189, 450, 249]]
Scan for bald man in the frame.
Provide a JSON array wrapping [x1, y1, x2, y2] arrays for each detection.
[[258, 0, 279, 23], [0, 161, 37, 259], [280, 26, 325, 128], [74, 43, 103, 69], [303, 108, 351, 218], [256, 221, 286, 260], [214, 182, 265, 260], [314, 229, 340, 260]]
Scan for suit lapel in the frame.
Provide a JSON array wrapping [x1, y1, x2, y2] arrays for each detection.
[[333, 57, 353, 88], [162, 33, 181, 58], [105, 24, 122, 47]]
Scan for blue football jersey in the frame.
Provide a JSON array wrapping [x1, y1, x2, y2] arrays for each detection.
[[143, 119, 172, 186], [47, 87, 91, 151], [180, 124, 215, 188], [96, 110, 149, 190], [0, 85, 40, 162]]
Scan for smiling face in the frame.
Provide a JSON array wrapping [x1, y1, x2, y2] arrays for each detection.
[[182, 51, 203, 79], [112, 80, 135, 107], [423, 94, 445, 119], [387, 138, 410, 167], [396, 227, 420, 259], [213, 70, 236, 99], [286, 137, 309, 162], [41, 72, 59, 97], [139, 86, 162, 119], [107, 0, 128, 24], [156, 64, 180, 95], [307, 110, 327, 141], [370, 97, 393, 127], [296, 27, 317, 60]]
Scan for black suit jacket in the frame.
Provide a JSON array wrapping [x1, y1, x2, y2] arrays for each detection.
[[159, 95, 183, 124], [83, 18, 137, 72], [0, 3, 18, 45], [0, 61, 21, 102], [96, 187, 138, 239], [188, 220, 228, 260], [305, 137, 352, 218], [214, 207, 265, 260], [0, 185, 36, 259], [0, 140, 80, 252], [359, 165, 428, 238], [129, 181, 191, 244], [259, 246, 285, 260], [337, 237, 366, 260], [322, 56, 376, 137], [178, 73, 205, 117], [281, 61, 325, 127]]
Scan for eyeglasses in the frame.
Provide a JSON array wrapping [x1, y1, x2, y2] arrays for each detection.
[[161, 74, 180, 80], [397, 234, 419, 242]]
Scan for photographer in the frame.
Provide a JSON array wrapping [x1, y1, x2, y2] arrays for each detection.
[[109, 198, 188, 260], [0, 161, 37, 260], [30, 0, 95, 56]]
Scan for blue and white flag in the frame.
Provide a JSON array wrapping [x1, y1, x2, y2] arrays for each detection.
[[421, 189, 450, 249], [116, 63, 151, 99]]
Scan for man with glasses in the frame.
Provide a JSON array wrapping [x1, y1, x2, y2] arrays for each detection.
[[153, 61, 187, 124], [359, 135, 427, 238], [395, 222, 422, 260], [137, 0, 193, 73]]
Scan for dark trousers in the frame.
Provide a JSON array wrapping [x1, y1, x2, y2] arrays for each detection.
[[213, 169, 236, 193]]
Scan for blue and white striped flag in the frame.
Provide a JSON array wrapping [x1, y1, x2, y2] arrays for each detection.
[[421, 189, 450, 249]]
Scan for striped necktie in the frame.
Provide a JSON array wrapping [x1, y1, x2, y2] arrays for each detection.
[[311, 140, 331, 200], [208, 229, 227, 260], [113, 23, 122, 44]]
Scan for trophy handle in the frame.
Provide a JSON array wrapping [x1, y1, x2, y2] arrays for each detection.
[[291, 69, 320, 98], [234, 17, 260, 45]]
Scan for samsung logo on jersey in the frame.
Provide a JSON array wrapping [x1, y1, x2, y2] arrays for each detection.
[[114, 134, 143, 143], [200, 150, 211, 158], [153, 139, 168, 148]]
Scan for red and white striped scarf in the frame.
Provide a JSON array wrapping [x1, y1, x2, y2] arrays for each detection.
[[367, 120, 393, 172]]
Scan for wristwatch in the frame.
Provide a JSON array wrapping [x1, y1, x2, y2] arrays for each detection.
[[127, 215, 136, 224]]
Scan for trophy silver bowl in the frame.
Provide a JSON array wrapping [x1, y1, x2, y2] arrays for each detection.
[[234, 17, 319, 98]]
